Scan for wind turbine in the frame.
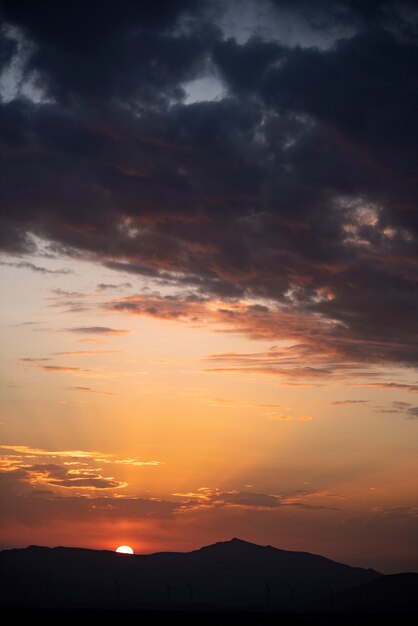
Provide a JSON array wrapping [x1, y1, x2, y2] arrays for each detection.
[[13, 577, 26, 606], [287, 580, 296, 613], [38, 573, 52, 606], [186, 580, 201, 610], [264, 579, 271, 611], [163, 577, 176, 610], [326, 581, 335, 614], [113, 575, 127, 609]]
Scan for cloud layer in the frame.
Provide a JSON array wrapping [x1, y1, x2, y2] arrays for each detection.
[[1, 2, 417, 369]]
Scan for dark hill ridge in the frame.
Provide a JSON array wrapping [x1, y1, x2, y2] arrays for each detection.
[[0, 538, 381, 610], [312, 572, 418, 614]]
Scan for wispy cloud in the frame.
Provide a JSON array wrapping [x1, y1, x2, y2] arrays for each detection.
[[97, 282, 132, 290], [327, 397, 418, 420], [331, 400, 368, 406], [210, 398, 285, 410], [267, 414, 312, 421], [0, 444, 162, 466], [41, 365, 92, 373], [107, 294, 404, 380], [66, 326, 130, 335], [111, 458, 161, 466], [65, 386, 116, 396], [0, 260, 72, 274], [372, 505, 418, 518], [353, 382, 418, 394], [0, 445, 162, 491], [76, 338, 110, 344], [376, 401, 418, 420], [20, 463, 126, 490], [53, 350, 123, 356], [173, 487, 339, 511], [204, 347, 378, 382], [407, 407, 418, 419]]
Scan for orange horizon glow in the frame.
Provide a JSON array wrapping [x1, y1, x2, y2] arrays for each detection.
[[1, 0, 418, 580], [1, 259, 417, 572]]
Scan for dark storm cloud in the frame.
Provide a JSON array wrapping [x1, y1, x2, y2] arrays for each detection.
[[0, 24, 18, 70], [268, 0, 418, 34], [1, 0, 215, 107], [1, 0, 417, 368]]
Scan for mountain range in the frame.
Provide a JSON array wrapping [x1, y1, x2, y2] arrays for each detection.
[[1, 538, 416, 613]]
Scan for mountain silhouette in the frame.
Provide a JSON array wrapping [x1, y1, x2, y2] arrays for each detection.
[[0, 538, 382, 610], [312, 572, 418, 614]]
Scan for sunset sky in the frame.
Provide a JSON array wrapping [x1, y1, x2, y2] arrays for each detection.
[[0, 0, 417, 574]]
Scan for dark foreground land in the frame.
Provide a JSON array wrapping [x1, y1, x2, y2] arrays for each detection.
[[2, 608, 418, 626], [2, 543, 417, 622]]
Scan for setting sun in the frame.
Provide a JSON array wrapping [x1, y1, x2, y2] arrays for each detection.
[[116, 545, 134, 555], [0, 0, 417, 587]]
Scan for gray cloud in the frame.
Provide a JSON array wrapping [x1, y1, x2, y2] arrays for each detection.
[[0, 0, 417, 371], [97, 282, 132, 290], [0, 260, 72, 274], [65, 386, 116, 395], [66, 326, 130, 335], [407, 407, 418, 419], [332, 400, 367, 406], [28, 463, 123, 489], [0, 462, 124, 490]]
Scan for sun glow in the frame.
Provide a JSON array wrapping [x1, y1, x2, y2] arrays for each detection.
[[116, 545, 134, 554]]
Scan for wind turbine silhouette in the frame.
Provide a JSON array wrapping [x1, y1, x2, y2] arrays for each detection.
[[287, 580, 296, 612], [12, 577, 26, 606], [186, 580, 201, 610], [163, 577, 176, 609], [326, 581, 335, 614], [113, 575, 127, 609], [38, 573, 52, 606], [264, 579, 271, 610]]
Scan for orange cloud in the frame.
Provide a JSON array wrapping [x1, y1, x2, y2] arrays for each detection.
[[76, 338, 110, 344], [172, 487, 338, 512], [331, 400, 368, 406], [54, 350, 123, 356], [267, 414, 312, 421], [106, 293, 400, 381], [20, 360, 92, 374], [353, 382, 418, 394], [0, 445, 162, 468], [65, 386, 116, 395], [41, 365, 92, 373], [66, 326, 130, 335], [24, 464, 126, 490]]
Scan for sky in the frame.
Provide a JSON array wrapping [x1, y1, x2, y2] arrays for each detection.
[[0, 0, 417, 574]]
